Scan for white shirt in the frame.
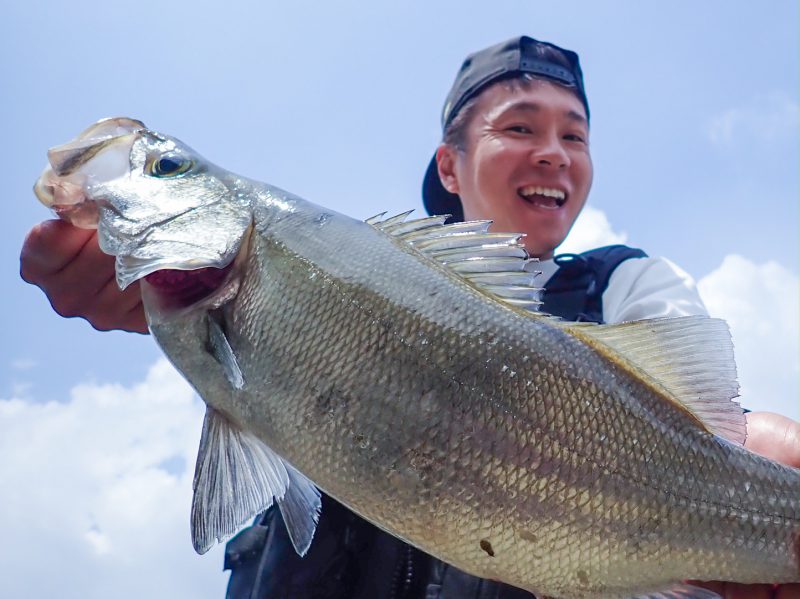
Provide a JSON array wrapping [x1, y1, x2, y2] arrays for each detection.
[[537, 256, 709, 324]]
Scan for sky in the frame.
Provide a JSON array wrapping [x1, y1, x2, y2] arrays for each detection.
[[1, 1, 798, 597]]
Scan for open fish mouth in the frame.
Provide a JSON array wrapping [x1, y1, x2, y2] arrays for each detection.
[[138, 225, 254, 317], [144, 263, 236, 309]]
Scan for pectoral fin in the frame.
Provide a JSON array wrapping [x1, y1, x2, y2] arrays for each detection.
[[190, 407, 321, 555], [207, 312, 244, 390]]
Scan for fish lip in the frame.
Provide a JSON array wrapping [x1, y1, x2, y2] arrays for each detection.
[[34, 118, 144, 228], [46, 118, 144, 177]]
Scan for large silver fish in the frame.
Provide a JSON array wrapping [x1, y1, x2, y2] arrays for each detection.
[[34, 118, 800, 599]]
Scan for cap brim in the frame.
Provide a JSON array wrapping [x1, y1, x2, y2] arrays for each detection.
[[422, 154, 464, 223]]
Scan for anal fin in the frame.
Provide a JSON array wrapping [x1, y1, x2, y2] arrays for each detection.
[[190, 407, 321, 556], [278, 465, 322, 556]]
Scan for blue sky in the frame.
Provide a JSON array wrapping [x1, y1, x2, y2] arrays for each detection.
[[1, 1, 798, 597]]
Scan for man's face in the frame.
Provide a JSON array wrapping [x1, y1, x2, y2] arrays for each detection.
[[436, 79, 593, 259]]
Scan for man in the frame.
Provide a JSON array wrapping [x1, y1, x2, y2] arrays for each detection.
[[20, 36, 800, 598]]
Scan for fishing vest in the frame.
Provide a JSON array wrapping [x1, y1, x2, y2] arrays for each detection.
[[223, 244, 648, 599]]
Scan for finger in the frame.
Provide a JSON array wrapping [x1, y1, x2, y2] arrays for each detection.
[[86, 279, 148, 333], [44, 261, 116, 319], [33, 231, 121, 319], [20, 220, 97, 281], [22, 222, 115, 308], [746, 413, 800, 467], [120, 307, 149, 334]]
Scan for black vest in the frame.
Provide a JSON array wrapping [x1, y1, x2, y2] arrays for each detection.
[[224, 245, 647, 599]]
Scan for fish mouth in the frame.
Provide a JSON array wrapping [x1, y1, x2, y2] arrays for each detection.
[[139, 225, 253, 318], [33, 117, 144, 228], [517, 185, 568, 210], [144, 263, 236, 310]]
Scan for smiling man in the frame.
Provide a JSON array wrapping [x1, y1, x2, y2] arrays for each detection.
[[433, 76, 592, 260]]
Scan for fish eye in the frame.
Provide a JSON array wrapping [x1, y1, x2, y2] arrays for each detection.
[[150, 155, 192, 178]]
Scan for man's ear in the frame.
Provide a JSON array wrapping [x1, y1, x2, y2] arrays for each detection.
[[435, 144, 460, 195]]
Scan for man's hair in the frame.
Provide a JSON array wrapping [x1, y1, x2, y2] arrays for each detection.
[[442, 44, 580, 151]]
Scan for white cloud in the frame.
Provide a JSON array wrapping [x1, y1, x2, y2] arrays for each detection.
[[557, 205, 628, 255], [698, 255, 799, 419], [708, 91, 800, 146], [10, 358, 36, 371], [0, 359, 228, 599]]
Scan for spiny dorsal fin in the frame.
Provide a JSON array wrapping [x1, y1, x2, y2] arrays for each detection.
[[567, 316, 745, 445], [368, 211, 543, 312]]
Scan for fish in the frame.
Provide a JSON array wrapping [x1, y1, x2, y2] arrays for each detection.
[[33, 117, 800, 599]]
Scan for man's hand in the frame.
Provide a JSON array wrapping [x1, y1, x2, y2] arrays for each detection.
[[693, 411, 800, 599], [20, 219, 148, 334]]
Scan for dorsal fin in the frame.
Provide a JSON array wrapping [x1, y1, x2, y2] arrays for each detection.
[[567, 316, 746, 444], [368, 211, 543, 312]]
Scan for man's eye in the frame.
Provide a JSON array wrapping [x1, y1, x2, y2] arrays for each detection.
[[506, 125, 532, 134], [564, 133, 586, 143]]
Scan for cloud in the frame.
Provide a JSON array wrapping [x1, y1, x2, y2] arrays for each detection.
[[708, 91, 800, 146], [698, 255, 799, 419], [0, 359, 228, 599], [557, 206, 628, 255], [10, 358, 37, 371]]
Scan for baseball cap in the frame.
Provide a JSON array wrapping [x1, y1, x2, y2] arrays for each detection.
[[422, 36, 589, 222]]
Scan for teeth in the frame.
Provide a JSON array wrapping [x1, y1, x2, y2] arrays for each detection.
[[519, 185, 566, 200]]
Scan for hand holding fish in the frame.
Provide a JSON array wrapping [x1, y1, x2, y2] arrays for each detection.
[[745, 412, 800, 469], [20, 219, 148, 333]]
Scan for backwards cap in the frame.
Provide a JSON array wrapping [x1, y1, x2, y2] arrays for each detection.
[[422, 36, 588, 222]]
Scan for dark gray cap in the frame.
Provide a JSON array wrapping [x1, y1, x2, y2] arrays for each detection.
[[422, 36, 588, 222]]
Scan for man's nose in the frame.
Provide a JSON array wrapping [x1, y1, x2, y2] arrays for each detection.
[[530, 134, 569, 169]]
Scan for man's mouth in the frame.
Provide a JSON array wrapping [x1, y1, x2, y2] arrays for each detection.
[[518, 185, 567, 210]]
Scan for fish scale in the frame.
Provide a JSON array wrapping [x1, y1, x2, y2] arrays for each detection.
[[33, 118, 800, 599]]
